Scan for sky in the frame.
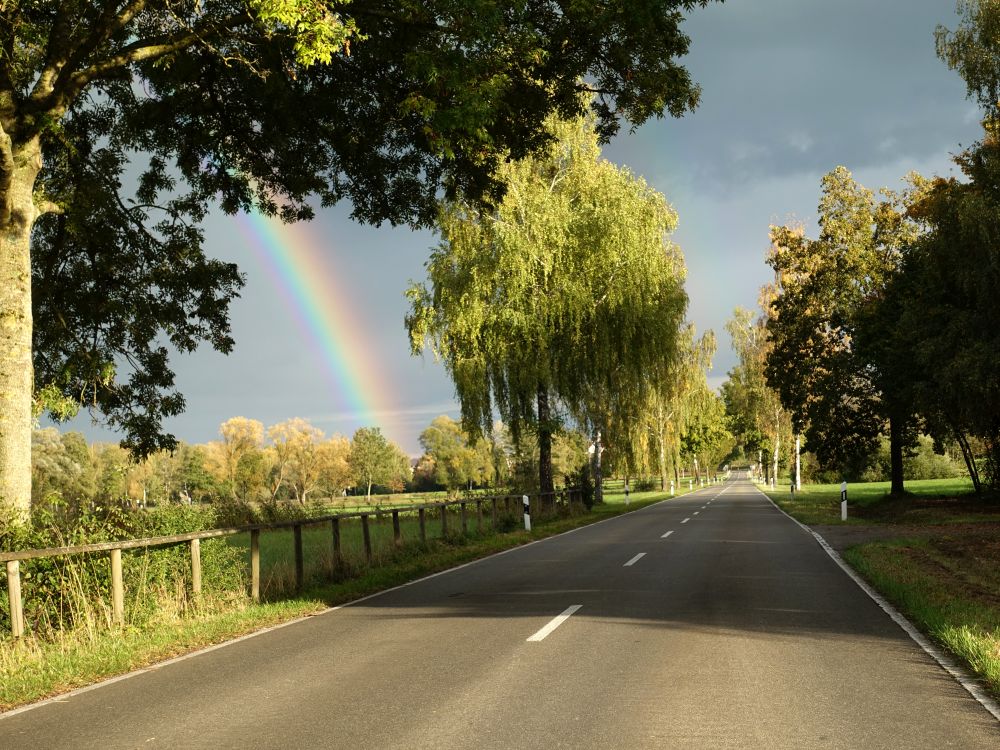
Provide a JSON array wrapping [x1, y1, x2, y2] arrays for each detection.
[[55, 0, 983, 456]]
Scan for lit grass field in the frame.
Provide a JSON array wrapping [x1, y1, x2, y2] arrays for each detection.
[[761, 476, 982, 526], [0, 486, 692, 711]]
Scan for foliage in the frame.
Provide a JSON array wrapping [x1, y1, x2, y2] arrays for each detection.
[[348, 427, 407, 500], [765, 168, 922, 485], [406, 111, 688, 493], [888, 138, 1000, 489], [2, 0, 720, 473], [936, 1, 1000, 123]]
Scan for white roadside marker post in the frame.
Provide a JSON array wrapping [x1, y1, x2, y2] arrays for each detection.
[[688, 480, 693, 491], [523, 494, 531, 531], [624, 479, 630, 505], [841, 481, 848, 521], [670, 480, 675, 496]]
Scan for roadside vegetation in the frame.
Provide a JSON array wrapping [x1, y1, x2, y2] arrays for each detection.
[[0, 489, 684, 711]]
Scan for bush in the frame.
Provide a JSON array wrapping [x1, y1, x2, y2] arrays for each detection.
[[1, 500, 245, 636]]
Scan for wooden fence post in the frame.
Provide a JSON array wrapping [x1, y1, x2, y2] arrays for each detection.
[[190, 538, 202, 598], [491, 498, 498, 529], [392, 510, 402, 547], [250, 529, 260, 601], [361, 515, 372, 562], [110, 548, 124, 626], [6, 561, 24, 638], [331, 518, 342, 572], [460, 502, 468, 535], [440, 505, 448, 536], [293, 525, 304, 591], [418, 507, 426, 543], [476, 500, 483, 532]]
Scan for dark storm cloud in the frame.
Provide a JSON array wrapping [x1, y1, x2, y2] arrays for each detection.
[[609, 0, 979, 191]]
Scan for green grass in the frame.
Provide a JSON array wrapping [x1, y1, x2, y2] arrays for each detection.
[[844, 537, 1000, 699], [760, 476, 985, 526], [0, 488, 686, 711]]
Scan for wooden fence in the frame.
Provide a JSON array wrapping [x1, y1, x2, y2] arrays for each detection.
[[1, 489, 582, 638]]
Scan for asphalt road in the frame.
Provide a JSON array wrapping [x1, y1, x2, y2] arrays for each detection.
[[2, 478, 998, 749]]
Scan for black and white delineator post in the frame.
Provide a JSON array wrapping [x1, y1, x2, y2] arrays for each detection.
[[523, 494, 531, 531], [624, 479, 630, 505], [840, 481, 848, 521]]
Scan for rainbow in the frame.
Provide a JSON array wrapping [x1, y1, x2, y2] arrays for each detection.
[[234, 212, 396, 438]]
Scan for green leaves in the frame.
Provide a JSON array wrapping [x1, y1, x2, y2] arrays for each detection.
[[407, 110, 689, 474]]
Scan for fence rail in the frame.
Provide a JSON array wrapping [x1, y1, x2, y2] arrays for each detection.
[[2, 489, 582, 638]]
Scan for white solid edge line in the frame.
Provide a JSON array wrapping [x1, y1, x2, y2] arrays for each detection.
[[1, 491, 687, 720], [623, 552, 646, 567], [661, 530, 674, 539], [527, 604, 582, 642], [753, 484, 1000, 725]]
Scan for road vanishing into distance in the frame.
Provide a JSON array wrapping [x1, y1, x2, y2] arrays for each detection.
[[2, 478, 998, 749]]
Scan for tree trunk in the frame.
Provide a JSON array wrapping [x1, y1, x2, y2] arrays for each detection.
[[537, 384, 554, 500], [591, 429, 604, 504], [772, 414, 780, 487], [0, 135, 44, 520], [953, 427, 981, 493], [888, 415, 905, 495]]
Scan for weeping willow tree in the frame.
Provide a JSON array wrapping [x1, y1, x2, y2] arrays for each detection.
[[637, 325, 716, 490], [406, 113, 688, 496]]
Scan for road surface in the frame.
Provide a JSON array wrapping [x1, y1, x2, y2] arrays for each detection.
[[2, 478, 997, 748]]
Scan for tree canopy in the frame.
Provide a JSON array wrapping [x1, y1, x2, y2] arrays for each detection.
[[406, 112, 688, 495], [0, 0, 721, 515]]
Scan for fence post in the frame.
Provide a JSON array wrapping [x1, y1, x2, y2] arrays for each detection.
[[418, 507, 427, 543], [491, 498, 498, 529], [460, 502, 468, 535], [110, 548, 124, 626], [476, 500, 483, 532], [392, 510, 402, 547], [362, 515, 373, 562], [440, 504, 449, 536], [293, 524, 304, 591], [190, 538, 202, 598], [6, 561, 24, 638], [250, 529, 260, 601], [331, 518, 342, 572]]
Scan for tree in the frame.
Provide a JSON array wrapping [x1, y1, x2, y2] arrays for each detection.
[[937, 1, 1000, 122], [765, 168, 920, 492], [349, 427, 404, 502], [722, 303, 790, 483], [890, 138, 1000, 490], [317, 434, 352, 498], [1, 1, 719, 517], [215, 417, 264, 500], [406, 112, 688, 498], [267, 418, 326, 505], [418, 415, 474, 492], [641, 325, 715, 491]]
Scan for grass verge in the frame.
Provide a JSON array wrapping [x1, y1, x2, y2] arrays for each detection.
[[844, 535, 1000, 700], [759, 477, 992, 526], [0, 488, 685, 711]]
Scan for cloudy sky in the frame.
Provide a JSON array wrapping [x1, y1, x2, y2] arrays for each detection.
[[58, 0, 982, 455]]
